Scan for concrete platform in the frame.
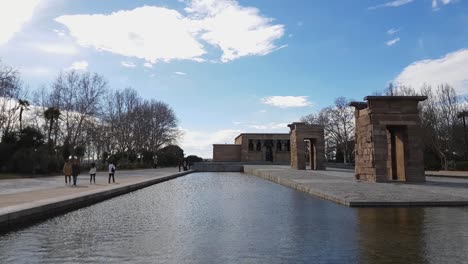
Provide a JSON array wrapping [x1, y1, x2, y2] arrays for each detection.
[[244, 165, 468, 207], [0, 168, 193, 230]]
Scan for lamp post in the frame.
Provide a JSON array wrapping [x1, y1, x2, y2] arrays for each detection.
[[32, 136, 37, 176], [457, 111, 468, 160]]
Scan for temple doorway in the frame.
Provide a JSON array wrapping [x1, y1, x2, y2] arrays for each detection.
[[388, 126, 407, 181], [305, 139, 317, 170]]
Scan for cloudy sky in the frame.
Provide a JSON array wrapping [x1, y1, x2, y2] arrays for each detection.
[[0, 0, 467, 158]]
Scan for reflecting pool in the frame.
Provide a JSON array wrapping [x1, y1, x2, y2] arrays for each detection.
[[0, 172, 467, 263]]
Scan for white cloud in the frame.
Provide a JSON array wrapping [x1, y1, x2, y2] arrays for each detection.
[[274, 44, 288, 52], [55, 0, 284, 63], [121, 61, 136, 68], [432, 0, 456, 10], [67, 60, 88, 71], [368, 0, 414, 10], [369, 0, 456, 10], [186, 0, 285, 62], [36, 43, 78, 55], [143, 62, 153, 68], [53, 29, 66, 37], [248, 122, 288, 131], [386, 37, 400, 46], [394, 49, 468, 94], [387, 28, 400, 35], [174, 71, 187, 75], [0, 0, 41, 45], [260, 96, 312, 108], [180, 128, 242, 158]]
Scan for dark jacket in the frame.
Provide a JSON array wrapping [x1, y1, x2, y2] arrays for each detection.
[[72, 163, 80, 176]]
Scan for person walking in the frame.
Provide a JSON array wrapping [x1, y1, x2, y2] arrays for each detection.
[[63, 159, 72, 185], [71, 157, 80, 186], [108, 162, 116, 184], [89, 162, 97, 184]]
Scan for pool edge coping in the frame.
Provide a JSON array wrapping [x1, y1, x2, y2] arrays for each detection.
[[0, 170, 194, 231]]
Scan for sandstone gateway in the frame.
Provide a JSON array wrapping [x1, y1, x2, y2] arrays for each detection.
[[288, 122, 325, 170], [350, 96, 427, 183]]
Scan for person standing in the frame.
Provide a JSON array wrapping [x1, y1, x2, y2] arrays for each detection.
[[63, 159, 72, 185], [89, 162, 97, 184], [108, 162, 116, 184], [71, 157, 80, 186]]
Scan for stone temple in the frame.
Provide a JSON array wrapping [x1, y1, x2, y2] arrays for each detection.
[[350, 96, 427, 183], [212, 123, 326, 170], [213, 133, 291, 164]]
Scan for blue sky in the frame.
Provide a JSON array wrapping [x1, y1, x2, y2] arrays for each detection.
[[0, 0, 467, 158]]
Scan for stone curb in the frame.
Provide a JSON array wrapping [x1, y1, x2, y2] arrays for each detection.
[[0, 170, 193, 231], [425, 174, 468, 179]]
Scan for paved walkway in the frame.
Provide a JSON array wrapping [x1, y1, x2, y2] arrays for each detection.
[[0, 168, 182, 208], [244, 165, 468, 207]]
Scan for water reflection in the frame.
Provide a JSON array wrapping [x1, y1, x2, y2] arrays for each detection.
[[0, 173, 467, 264], [358, 208, 427, 264]]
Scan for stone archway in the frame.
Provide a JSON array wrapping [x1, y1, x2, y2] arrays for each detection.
[[288, 122, 325, 170]]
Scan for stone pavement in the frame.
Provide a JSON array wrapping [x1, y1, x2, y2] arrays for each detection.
[[0, 167, 182, 208], [244, 165, 468, 207], [0, 168, 193, 230]]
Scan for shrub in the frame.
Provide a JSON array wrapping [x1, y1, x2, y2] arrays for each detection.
[[10, 148, 34, 174], [455, 161, 468, 171]]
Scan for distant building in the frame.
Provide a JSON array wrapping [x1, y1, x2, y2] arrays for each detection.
[[213, 133, 290, 164]]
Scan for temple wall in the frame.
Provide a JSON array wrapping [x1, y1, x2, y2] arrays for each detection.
[[213, 144, 241, 162]]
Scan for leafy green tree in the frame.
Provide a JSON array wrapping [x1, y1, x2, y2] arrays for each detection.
[[186, 155, 203, 163], [157, 145, 184, 167], [17, 126, 44, 148], [17, 99, 30, 131], [74, 145, 86, 159], [43, 107, 60, 152]]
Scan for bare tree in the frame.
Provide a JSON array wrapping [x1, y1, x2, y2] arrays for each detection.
[[419, 84, 461, 170], [134, 100, 181, 154], [383, 83, 418, 96], [301, 97, 355, 163], [0, 61, 23, 136], [49, 71, 107, 148], [327, 97, 354, 163]]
